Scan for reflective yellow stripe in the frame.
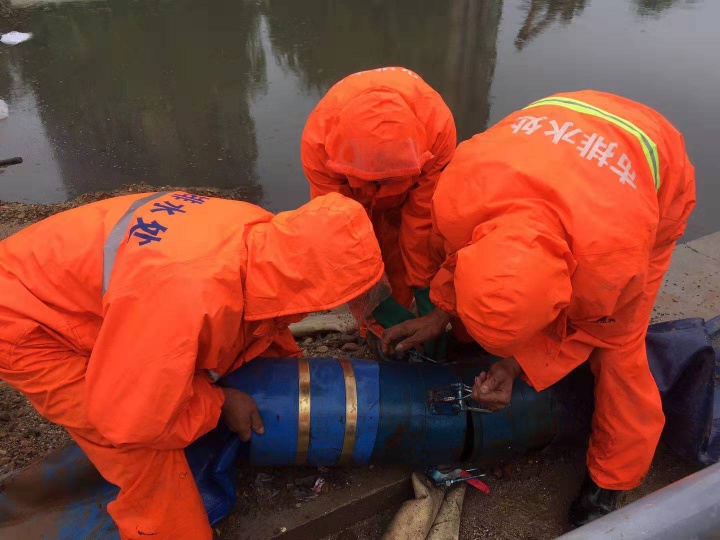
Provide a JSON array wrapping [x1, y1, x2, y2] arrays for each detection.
[[525, 96, 660, 190]]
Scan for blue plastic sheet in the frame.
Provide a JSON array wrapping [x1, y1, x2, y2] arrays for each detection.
[[647, 316, 720, 465]]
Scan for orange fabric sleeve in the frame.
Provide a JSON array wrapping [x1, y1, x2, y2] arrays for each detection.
[[305, 164, 353, 199], [514, 239, 658, 391], [85, 263, 244, 450], [400, 114, 456, 289], [429, 253, 459, 316], [514, 327, 596, 392], [454, 222, 573, 359], [264, 329, 303, 358]]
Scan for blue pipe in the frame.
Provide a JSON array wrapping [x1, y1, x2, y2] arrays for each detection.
[[0, 356, 589, 539], [221, 357, 575, 468]]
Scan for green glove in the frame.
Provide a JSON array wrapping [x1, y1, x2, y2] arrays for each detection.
[[371, 296, 416, 329], [413, 286, 434, 317], [370, 288, 447, 361]]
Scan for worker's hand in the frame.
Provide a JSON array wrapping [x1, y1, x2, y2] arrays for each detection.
[[471, 357, 522, 411], [220, 388, 264, 442], [380, 307, 451, 354]]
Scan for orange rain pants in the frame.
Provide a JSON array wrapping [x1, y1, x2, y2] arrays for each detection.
[[301, 67, 456, 307], [0, 192, 383, 539], [430, 90, 696, 490]]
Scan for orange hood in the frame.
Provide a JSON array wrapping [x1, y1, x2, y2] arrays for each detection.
[[243, 193, 385, 320], [454, 219, 574, 357], [324, 90, 434, 181]]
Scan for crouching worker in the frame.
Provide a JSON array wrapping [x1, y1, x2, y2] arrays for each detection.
[[382, 91, 696, 526], [0, 192, 385, 539], [301, 67, 456, 357]]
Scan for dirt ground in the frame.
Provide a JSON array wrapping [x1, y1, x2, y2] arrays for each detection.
[[321, 442, 699, 540], [0, 186, 703, 539], [0, 182, 259, 239]]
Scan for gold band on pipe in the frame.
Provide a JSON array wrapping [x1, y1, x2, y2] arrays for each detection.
[[296, 358, 311, 465], [338, 358, 358, 466]]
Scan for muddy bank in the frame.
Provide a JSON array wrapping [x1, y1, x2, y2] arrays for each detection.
[[0, 381, 71, 477], [0, 0, 19, 20], [330, 442, 699, 540], [0, 182, 260, 239]]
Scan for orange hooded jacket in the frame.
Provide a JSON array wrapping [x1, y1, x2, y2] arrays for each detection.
[[0, 192, 383, 538], [430, 91, 695, 490], [431, 90, 695, 389], [301, 67, 456, 307]]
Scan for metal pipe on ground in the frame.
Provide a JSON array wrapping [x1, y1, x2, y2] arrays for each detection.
[[558, 461, 720, 539]]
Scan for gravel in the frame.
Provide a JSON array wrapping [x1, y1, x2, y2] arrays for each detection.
[[0, 381, 72, 479]]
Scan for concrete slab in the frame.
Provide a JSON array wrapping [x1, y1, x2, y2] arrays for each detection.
[[653, 233, 720, 322], [687, 231, 720, 260]]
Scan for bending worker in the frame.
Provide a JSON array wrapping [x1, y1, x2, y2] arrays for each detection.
[[0, 192, 385, 539], [301, 67, 456, 353], [383, 90, 696, 526]]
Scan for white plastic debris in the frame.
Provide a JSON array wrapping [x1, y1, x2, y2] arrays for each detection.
[[311, 477, 325, 493], [0, 100, 8, 121], [289, 311, 357, 337], [1, 32, 33, 46]]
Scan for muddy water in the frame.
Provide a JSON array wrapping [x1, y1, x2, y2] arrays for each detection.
[[0, 0, 717, 239]]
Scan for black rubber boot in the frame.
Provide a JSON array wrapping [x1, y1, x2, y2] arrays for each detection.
[[568, 474, 623, 528]]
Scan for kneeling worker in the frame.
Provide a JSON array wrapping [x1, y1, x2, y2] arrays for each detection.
[[0, 192, 385, 539], [383, 90, 696, 526]]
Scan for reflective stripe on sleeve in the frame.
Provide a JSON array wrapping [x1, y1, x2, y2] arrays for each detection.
[[102, 192, 170, 295]]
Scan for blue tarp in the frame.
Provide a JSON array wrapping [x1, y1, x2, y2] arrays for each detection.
[[647, 316, 720, 465]]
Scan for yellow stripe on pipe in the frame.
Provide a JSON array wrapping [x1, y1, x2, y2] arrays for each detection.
[[296, 358, 311, 465], [338, 358, 358, 466]]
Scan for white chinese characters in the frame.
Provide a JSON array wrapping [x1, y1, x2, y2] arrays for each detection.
[[510, 115, 638, 190]]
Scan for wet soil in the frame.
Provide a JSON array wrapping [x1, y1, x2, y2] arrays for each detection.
[[0, 381, 71, 478], [0, 187, 702, 539], [0, 182, 259, 240], [324, 443, 698, 540]]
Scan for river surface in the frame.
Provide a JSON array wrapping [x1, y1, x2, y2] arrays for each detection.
[[0, 0, 717, 239]]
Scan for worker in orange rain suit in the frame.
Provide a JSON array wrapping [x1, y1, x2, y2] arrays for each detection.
[[382, 90, 696, 526], [0, 191, 385, 539], [301, 67, 457, 356]]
